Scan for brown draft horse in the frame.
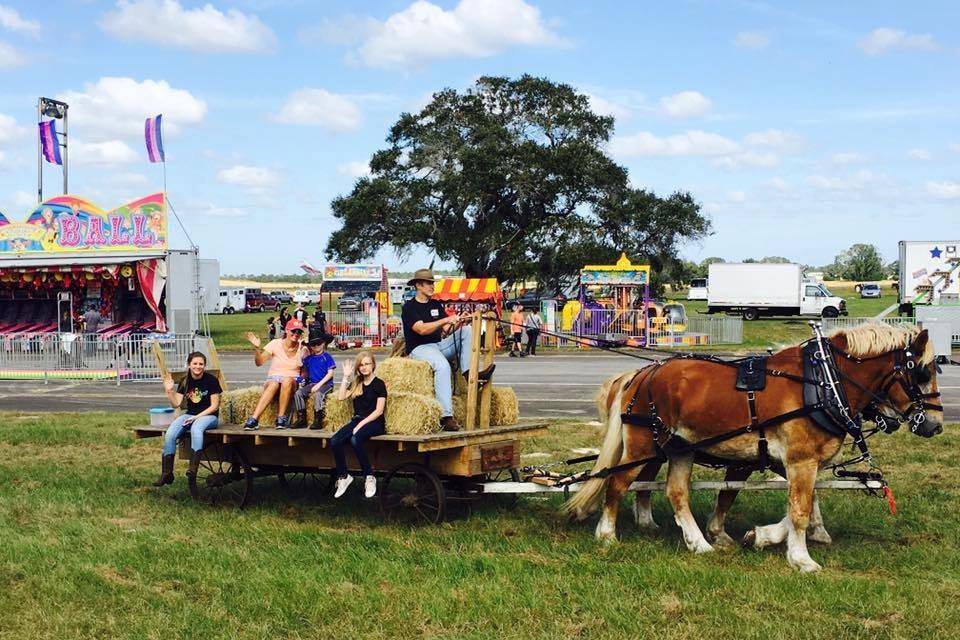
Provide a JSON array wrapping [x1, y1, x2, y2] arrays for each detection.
[[564, 324, 943, 572]]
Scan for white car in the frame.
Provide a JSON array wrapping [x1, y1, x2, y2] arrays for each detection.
[[293, 289, 322, 304]]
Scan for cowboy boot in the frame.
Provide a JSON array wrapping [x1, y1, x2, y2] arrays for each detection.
[[310, 408, 325, 430], [292, 409, 307, 429], [152, 454, 175, 486], [186, 450, 203, 479]]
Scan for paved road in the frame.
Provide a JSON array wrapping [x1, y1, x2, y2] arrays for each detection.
[[0, 352, 957, 422]]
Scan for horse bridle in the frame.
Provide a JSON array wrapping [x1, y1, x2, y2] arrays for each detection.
[[843, 342, 944, 435]]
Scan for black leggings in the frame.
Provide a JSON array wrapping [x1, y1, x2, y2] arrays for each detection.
[[330, 416, 385, 477]]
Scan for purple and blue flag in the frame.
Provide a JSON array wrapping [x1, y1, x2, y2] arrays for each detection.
[[39, 120, 62, 165], [144, 114, 165, 163]]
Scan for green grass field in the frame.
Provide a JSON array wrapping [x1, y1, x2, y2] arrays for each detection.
[[2, 412, 958, 639]]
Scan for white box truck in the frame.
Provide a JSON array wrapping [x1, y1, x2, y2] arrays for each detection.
[[706, 263, 847, 321], [897, 241, 960, 315]]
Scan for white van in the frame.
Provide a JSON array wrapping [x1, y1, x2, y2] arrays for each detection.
[[687, 277, 708, 300], [388, 279, 413, 305], [293, 289, 321, 304]]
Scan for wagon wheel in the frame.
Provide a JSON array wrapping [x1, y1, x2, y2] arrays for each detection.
[[484, 467, 521, 510], [380, 463, 446, 525], [277, 469, 335, 497], [188, 442, 253, 509]]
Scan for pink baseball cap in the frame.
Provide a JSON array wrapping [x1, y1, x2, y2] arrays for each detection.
[[285, 319, 305, 333]]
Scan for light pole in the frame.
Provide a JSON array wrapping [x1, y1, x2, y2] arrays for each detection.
[[38, 97, 69, 202]]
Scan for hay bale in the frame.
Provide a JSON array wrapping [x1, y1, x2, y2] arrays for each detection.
[[452, 395, 466, 426], [323, 390, 442, 435], [376, 357, 435, 396], [490, 386, 519, 426], [322, 394, 354, 431], [384, 391, 442, 435], [222, 385, 297, 426]]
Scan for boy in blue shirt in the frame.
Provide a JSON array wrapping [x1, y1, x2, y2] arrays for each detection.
[[293, 329, 336, 429]]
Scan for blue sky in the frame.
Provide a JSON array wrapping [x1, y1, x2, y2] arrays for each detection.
[[0, 0, 957, 274]]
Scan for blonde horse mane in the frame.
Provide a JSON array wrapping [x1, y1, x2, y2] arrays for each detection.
[[829, 322, 934, 365]]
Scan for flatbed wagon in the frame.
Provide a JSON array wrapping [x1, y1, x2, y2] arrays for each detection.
[[134, 421, 548, 523]]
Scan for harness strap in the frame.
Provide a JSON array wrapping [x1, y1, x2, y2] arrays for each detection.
[[747, 391, 768, 472]]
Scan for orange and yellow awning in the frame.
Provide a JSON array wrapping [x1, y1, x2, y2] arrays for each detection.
[[432, 278, 501, 302]]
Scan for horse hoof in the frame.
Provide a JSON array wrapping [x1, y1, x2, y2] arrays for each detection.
[[808, 528, 833, 545], [742, 529, 757, 548], [790, 557, 822, 573], [710, 531, 737, 550], [693, 542, 715, 555]]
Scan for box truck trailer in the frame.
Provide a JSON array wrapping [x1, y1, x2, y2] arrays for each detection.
[[706, 263, 847, 320], [898, 241, 960, 315]]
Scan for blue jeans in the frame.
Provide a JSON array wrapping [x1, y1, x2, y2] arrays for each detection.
[[330, 416, 385, 477], [409, 325, 472, 417], [162, 414, 219, 455]]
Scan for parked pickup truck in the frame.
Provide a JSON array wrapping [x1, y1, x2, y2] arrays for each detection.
[[245, 291, 281, 313]]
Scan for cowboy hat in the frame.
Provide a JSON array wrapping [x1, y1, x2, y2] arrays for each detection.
[[407, 268, 436, 286]]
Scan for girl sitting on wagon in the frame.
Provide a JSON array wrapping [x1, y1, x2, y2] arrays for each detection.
[[331, 350, 387, 499], [153, 351, 222, 486], [243, 319, 308, 430]]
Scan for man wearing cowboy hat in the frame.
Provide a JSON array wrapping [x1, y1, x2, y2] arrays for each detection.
[[402, 268, 495, 431], [292, 326, 337, 429]]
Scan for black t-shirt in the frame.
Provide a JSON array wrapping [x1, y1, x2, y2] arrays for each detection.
[[178, 372, 222, 416], [402, 298, 446, 354], [353, 377, 387, 427]]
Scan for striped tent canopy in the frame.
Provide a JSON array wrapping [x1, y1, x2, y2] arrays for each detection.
[[432, 278, 501, 302], [0, 264, 120, 276]]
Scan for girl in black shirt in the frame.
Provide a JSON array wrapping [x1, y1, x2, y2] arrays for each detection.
[[331, 350, 387, 499]]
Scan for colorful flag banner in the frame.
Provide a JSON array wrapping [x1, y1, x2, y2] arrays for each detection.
[[39, 120, 62, 165], [144, 114, 165, 163]]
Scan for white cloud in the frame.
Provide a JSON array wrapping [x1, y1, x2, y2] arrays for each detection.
[[926, 181, 960, 199], [907, 148, 930, 160], [830, 152, 865, 165], [338, 0, 566, 69], [584, 92, 632, 120], [744, 128, 805, 152], [337, 161, 371, 178], [806, 170, 879, 191], [274, 89, 362, 133], [100, 0, 275, 53], [714, 151, 779, 169], [858, 27, 938, 56], [950, 143, 960, 153], [610, 130, 739, 157], [659, 91, 711, 118], [58, 77, 206, 141], [765, 177, 791, 192], [0, 41, 26, 68], [12, 190, 35, 209], [728, 190, 747, 202], [0, 5, 40, 34], [0, 112, 27, 144], [734, 31, 770, 50], [216, 165, 280, 190], [72, 140, 139, 166]]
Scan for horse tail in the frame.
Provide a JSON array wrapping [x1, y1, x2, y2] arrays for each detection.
[[564, 372, 633, 520], [594, 372, 627, 424]]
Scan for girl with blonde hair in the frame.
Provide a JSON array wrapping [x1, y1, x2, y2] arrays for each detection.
[[331, 350, 387, 498]]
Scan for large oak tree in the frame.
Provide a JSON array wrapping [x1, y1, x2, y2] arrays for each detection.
[[326, 75, 711, 288]]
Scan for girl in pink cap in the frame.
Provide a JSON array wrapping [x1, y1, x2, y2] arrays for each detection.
[[243, 318, 308, 429]]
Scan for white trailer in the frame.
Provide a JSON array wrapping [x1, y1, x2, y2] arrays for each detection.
[[198, 258, 220, 314], [898, 241, 960, 314], [215, 288, 245, 314], [706, 263, 847, 321]]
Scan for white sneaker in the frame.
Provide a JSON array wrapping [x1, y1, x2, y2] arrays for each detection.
[[364, 475, 377, 498], [334, 475, 353, 498]]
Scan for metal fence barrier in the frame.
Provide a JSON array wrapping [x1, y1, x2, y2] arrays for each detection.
[[0, 333, 208, 383], [821, 317, 916, 334]]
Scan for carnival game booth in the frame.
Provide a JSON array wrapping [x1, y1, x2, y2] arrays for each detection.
[[432, 277, 503, 315], [0, 193, 216, 379], [322, 264, 392, 349]]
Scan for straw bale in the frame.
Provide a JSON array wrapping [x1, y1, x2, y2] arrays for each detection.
[[384, 391, 442, 435], [376, 357, 435, 396], [490, 386, 519, 426], [322, 394, 354, 431], [324, 390, 442, 435], [222, 385, 294, 426]]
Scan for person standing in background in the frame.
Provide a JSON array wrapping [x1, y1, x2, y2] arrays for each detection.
[[509, 304, 526, 357], [524, 309, 542, 356]]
